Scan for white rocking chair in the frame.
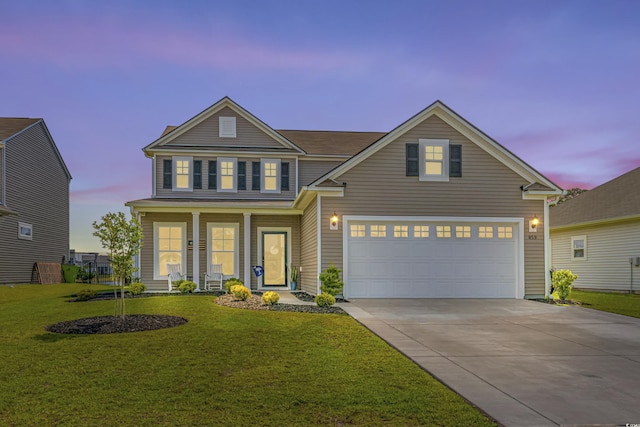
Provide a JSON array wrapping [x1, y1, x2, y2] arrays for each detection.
[[204, 263, 224, 291], [167, 263, 185, 292]]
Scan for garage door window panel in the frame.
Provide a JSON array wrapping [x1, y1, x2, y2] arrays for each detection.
[[350, 224, 365, 238], [394, 225, 408, 238], [498, 226, 513, 239], [456, 226, 471, 238], [436, 225, 451, 238], [370, 225, 386, 238], [479, 226, 494, 238], [414, 225, 429, 238]]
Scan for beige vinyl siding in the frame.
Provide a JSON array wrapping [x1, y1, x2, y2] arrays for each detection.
[[250, 215, 300, 289], [319, 115, 547, 297], [0, 146, 3, 199], [298, 160, 344, 188], [0, 122, 70, 284], [165, 106, 291, 150], [300, 195, 318, 294], [550, 220, 640, 292], [155, 155, 297, 200]]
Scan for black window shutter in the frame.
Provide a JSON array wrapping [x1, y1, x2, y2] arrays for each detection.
[[193, 160, 202, 189], [281, 162, 290, 191], [238, 161, 246, 190], [163, 159, 172, 189], [208, 160, 217, 189], [252, 162, 261, 191], [450, 145, 462, 177], [406, 144, 418, 176]]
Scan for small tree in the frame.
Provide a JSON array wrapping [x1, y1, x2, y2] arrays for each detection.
[[319, 262, 344, 296], [93, 212, 143, 319]]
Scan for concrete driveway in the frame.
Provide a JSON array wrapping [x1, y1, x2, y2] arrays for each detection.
[[340, 299, 640, 427]]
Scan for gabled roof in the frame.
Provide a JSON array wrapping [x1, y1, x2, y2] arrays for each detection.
[[0, 118, 72, 180], [550, 167, 640, 228], [308, 100, 561, 193], [0, 118, 40, 141], [144, 96, 305, 155]]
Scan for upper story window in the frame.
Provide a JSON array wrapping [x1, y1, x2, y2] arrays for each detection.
[[218, 157, 237, 192], [572, 236, 586, 260], [406, 140, 461, 181], [261, 159, 281, 193], [219, 117, 236, 138], [163, 156, 192, 191], [18, 222, 32, 240]]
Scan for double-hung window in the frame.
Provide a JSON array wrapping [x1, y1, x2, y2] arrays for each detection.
[[218, 157, 237, 192], [208, 223, 239, 277], [261, 159, 281, 193], [406, 139, 461, 181], [571, 236, 586, 260], [18, 222, 32, 240], [154, 222, 186, 280], [173, 156, 192, 191]]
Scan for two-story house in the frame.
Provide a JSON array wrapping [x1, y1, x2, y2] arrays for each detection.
[[0, 118, 71, 284], [126, 97, 561, 298]]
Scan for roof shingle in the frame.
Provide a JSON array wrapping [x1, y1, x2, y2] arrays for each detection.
[[0, 118, 40, 141], [550, 167, 640, 228]]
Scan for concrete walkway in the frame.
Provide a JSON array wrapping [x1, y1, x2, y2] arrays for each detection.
[[277, 291, 316, 305], [340, 299, 640, 427]]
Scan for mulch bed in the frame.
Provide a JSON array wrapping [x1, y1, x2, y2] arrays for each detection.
[[48, 291, 344, 335], [45, 315, 187, 334]]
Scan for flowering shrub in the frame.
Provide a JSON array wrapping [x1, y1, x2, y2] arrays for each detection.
[[224, 278, 244, 293], [552, 269, 578, 301], [231, 285, 251, 301], [128, 282, 146, 296], [178, 280, 197, 294], [262, 291, 280, 305], [315, 293, 336, 307]]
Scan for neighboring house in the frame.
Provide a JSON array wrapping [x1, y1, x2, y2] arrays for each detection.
[[550, 167, 640, 293], [0, 118, 72, 284], [126, 97, 561, 298]]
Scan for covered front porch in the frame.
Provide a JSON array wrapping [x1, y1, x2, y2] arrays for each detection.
[[130, 203, 302, 293]]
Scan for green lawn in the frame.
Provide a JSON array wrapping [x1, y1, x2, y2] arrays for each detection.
[[570, 289, 640, 318], [0, 284, 495, 427]]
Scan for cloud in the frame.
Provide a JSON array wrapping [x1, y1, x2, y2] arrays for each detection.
[[0, 15, 369, 72], [71, 182, 148, 205]]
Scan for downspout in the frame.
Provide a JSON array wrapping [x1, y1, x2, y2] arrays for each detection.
[[544, 198, 551, 298]]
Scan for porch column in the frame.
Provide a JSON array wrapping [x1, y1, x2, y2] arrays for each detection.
[[244, 213, 251, 288], [192, 212, 200, 290]]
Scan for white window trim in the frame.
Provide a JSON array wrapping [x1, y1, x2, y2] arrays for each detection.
[[153, 222, 187, 280], [217, 157, 237, 193], [207, 223, 239, 279], [261, 158, 281, 194], [419, 139, 449, 182], [173, 156, 193, 192], [18, 222, 32, 240], [571, 235, 587, 261], [219, 116, 236, 138]]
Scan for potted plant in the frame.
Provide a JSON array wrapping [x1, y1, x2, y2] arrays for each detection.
[[290, 266, 299, 290]]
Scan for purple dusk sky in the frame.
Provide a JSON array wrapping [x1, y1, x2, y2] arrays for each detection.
[[1, 1, 639, 252]]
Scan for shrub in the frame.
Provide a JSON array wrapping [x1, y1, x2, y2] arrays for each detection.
[[231, 285, 251, 301], [177, 280, 197, 294], [319, 263, 344, 296], [75, 288, 97, 301], [315, 293, 336, 307], [552, 269, 578, 301], [128, 282, 146, 296], [224, 278, 244, 293], [262, 291, 280, 305]]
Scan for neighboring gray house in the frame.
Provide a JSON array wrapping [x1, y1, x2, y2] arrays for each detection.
[[0, 118, 72, 284], [127, 97, 561, 298], [550, 167, 640, 293]]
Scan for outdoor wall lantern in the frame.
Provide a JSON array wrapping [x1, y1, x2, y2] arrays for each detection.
[[330, 212, 339, 230], [529, 214, 540, 232]]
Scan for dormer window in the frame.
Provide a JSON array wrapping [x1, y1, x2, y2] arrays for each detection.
[[219, 117, 236, 138], [406, 139, 461, 181]]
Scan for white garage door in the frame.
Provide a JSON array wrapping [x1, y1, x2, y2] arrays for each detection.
[[346, 219, 520, 298]]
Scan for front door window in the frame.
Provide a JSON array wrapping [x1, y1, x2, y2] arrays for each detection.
[[262, 232, 287, 286]]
